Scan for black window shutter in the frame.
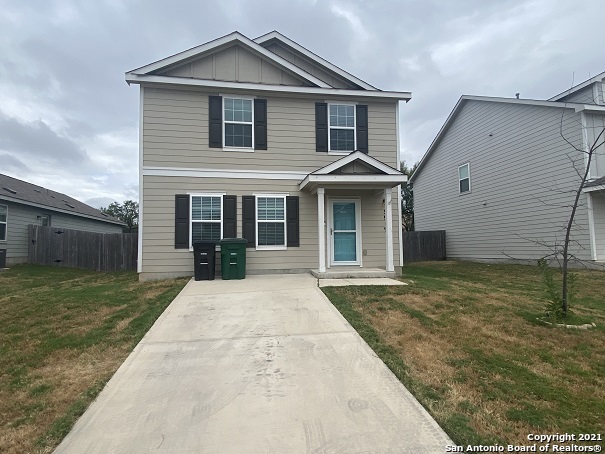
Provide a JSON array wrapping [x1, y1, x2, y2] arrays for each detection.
[[242, 196, 256, 248], [174, 194, 190, 249], [254, 99, 267, 150], [209, 96, 223, 148], [315, 102, 328, 152], [286, 196, 299, 247], [223, 195, 237, 239], [356, 104, 368, 154]]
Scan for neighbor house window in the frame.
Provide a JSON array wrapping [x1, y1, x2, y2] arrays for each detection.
[[256, 196, 286, 248], [329, 103, 356, 152], [224, 97, 253, 148], [190, 195, 222, 245], [0, 204, 6, 241], [37, 215, 50, 227], [459, 163, 471, 193]]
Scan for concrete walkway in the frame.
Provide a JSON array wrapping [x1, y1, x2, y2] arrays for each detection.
[[55, 274, 451, 453]]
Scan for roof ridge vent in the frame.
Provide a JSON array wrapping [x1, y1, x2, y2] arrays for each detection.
[[2, 187, 17, 194]]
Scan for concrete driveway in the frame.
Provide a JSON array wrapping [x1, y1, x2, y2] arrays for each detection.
[[55, 274, 451, 453]]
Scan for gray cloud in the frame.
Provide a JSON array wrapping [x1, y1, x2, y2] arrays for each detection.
[[0, 114, 90, 165], [0, 0, 604, 201]]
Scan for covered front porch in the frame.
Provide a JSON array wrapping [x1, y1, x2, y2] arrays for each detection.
[[299, 151, 408, 278]]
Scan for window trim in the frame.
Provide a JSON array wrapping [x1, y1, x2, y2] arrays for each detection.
[[254, 194, 287, 251], [188, 193, 226, 250], [0, 204, 7, 242], [458, 163, 471, 194], [328, 102, 356, 153], [37, 214, 51, 227], [222, 95, 255, 151]]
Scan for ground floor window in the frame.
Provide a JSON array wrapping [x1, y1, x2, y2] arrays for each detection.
[[0, 204, 6, 241], [191, 195, 222, 244], [256, 196, 286, 248]]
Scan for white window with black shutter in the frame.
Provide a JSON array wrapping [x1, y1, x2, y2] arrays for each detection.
[[209, 95, 267, 151], [316, 102, 368, 154], [174, 194, 237, 249], [242, 195, 299, 250]]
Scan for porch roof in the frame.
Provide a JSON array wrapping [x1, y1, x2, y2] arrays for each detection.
[[299, 151, 407, 192]]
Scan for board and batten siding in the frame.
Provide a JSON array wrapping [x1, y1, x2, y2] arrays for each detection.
[[141, 175, 400, 279], [142, 88, 398, 171], [592, 192, 605, 260], [413, 100, 593, 262], [160, 44, 307, 87], [1, 200, 123, 264]]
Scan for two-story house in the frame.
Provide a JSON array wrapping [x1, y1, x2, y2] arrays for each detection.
[[410, 71, 605, 265], [126, 31, 410, 280]]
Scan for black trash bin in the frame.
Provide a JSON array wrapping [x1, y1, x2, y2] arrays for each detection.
[[192, 242, 217, 281], [0, 248, 6, 269]]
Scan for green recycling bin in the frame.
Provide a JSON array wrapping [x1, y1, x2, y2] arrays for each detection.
[[219, 238, 247, 280]]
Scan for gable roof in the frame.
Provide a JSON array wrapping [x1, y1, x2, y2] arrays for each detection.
[[127, 31, 330, 88], [0, 174, 124, 225], [253, 31, 377, 91], [408, 95, 604, 184], [548, 70, 605, 102], [299, 151, 406, 191], [125, 31, 412, 101]]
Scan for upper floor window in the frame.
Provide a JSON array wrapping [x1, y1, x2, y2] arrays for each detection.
[[329, 104, 356, 152], [191, 195, 223, 244], [0, 204, 6, 241], [224, 97, 253, 148], [459, 163, 471, 194]]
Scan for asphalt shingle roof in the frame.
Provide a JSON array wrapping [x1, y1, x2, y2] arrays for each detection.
[[0, 173, 124, 225], [585, 176, 605, 189]]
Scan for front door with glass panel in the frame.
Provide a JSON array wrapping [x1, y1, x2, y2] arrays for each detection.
[[330, 199, 360, 265]]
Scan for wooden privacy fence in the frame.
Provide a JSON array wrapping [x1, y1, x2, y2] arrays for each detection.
[[28, 225, 137, 271], [403, 230, 446, 262]]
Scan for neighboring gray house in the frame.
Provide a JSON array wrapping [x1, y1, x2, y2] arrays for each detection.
[[0, 174, 124, 265], [410, 71, 605, 265], [126, 31, 410, 280]]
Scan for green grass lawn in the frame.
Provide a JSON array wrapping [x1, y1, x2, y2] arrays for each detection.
[[322, 261, 605, 445], [0, 264, 188, 454]]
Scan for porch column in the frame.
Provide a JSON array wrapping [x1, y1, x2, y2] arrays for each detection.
[[384, 188, 394, 272], [317, 187, 326, 273]]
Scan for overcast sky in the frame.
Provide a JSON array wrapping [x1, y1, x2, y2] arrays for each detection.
[[1, 0, 604, 207]]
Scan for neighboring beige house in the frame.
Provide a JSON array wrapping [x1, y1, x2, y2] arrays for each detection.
[[410, 71, 605, 265], [126, 31, 410, 280]]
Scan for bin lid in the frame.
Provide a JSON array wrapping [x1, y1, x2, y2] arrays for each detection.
[[219, 238, 247, 244], [193, 241, 217, 248]]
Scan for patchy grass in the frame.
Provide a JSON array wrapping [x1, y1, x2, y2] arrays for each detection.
[[0, 264, 188, 454], [322, 261, 605, 445]]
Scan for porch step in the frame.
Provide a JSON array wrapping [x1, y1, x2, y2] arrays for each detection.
[[310, 268, 395, 279]]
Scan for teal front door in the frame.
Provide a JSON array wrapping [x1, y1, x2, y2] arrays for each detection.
[[330, 200, 360, 265]]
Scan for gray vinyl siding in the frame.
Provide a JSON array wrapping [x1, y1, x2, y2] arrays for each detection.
[[585, 113, 605, 178], [141, 175, 400, 278], [593, 192, 605, 260], [262, 42, 357, 89], [413, 100, 592, 262], [560, 85, 598, 104], [1, 200, 122, 263], [160, 44, 308, 87], [142, 87, 398, 170]]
